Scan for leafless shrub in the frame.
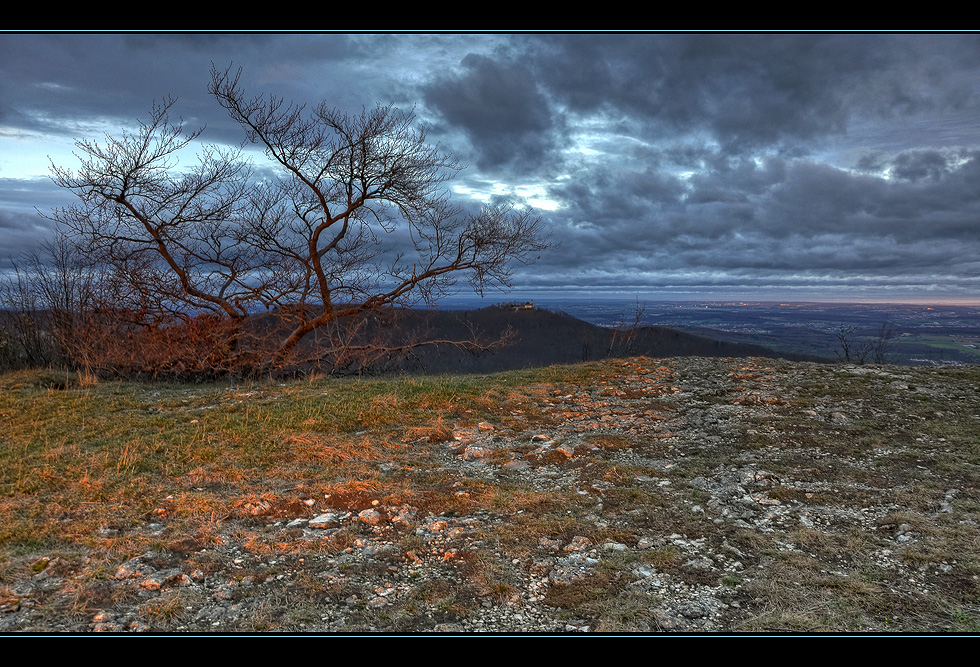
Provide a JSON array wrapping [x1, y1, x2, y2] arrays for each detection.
[[0, 235, 94, 372], [836, 324, 869, 365], [835, 321, 894, 365], [871, 320, 894, 365], [608, 298, 647, 358]]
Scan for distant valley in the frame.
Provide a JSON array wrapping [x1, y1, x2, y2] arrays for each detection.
[[439, 299, 980, 367]]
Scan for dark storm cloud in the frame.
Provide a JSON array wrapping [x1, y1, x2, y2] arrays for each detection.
[[0, 34, 213, 131], [890, 148, 962, 182], [0, 34, 364, 143], [423, 53, 567, 171], [534, 34, 852, 146], [0, 177, 70, 267], [525, 33, 980, 151], [422, 34, 980, 176], [528, 143, 980, 295]]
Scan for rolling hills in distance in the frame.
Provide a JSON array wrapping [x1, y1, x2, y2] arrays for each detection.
[[426, 299, 980, 370], [5, 299, 977, 376], [372, 303, 826, 376]]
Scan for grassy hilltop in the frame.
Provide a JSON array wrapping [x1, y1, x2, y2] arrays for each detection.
[[1, 356, 979, 633]]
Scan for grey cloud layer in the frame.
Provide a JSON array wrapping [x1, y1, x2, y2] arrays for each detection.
[[2, 33, 978, 300], [417, 35, 980, 298]]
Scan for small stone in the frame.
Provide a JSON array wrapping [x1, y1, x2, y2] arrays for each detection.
[[637, 536, 661, 549], [678, 602, 708, 619], [564, 536, 592, 552], [555, 444, 575, 458], [358, 509, 382, 525], [423, 520, 448, 533], [462, 445, 491, 460], [529, 558, 555, 576], [309, 513, 343, 529]]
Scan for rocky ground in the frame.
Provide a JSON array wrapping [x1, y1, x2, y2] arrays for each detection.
[[2, 356, 979, 633]]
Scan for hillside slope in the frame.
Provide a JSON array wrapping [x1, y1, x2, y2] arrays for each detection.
[[374, 306, 829, 374]]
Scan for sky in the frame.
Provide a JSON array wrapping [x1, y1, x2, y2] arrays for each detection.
[[2, 32, 979, 304]]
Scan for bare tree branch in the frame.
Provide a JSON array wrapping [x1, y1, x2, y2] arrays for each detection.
[[40, 64, 550, 377]]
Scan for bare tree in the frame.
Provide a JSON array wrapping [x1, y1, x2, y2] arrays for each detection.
[[0, 262, 56, 371], [835, 323, 870, 364], [45, 65, 549, 376], [607, 298, 647, 358], [0, 234, 96, 372], [871, 320, 895, 365], [835, 320, 895, 366], [1, 233, 213, 379]]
